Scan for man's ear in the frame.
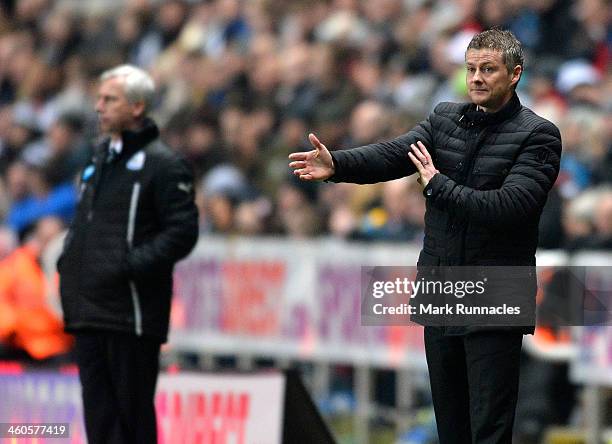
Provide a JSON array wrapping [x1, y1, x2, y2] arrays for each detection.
[[131, 101, 146, 119], [510, 65, 522, 87]]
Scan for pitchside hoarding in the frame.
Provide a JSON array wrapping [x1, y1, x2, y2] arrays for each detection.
[[170, 237, 612, 368], [0, 369, 286, 444], [171, 237, 426, 369]]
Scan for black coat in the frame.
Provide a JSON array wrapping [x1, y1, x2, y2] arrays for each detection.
[[58, 119, 199, 341], [331, 94, 562, 333]]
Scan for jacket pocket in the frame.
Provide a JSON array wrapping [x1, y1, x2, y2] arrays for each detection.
[[88, 242, 130, 288]]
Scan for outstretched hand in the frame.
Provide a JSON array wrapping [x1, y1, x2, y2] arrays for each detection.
[[288, 133, 335, 181]]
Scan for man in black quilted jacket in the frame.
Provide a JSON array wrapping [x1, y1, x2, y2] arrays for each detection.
[[289, 29, 561, 443], [58, 65, 199, 443]]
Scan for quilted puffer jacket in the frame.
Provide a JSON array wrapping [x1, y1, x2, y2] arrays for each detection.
[[58, 119, 199, 341], [330, 93, 561, 334]]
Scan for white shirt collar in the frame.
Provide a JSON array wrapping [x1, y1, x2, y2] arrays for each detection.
[[110, 139, 123, 154]]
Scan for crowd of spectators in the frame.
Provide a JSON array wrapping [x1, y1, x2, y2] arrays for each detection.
[[0, 0, 609, 248]]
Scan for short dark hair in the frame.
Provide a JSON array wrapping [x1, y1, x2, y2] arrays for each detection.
[[466, 29, 524, 74]]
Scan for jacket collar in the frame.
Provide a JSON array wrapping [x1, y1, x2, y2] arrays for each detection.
[[98, 118, 159, 161], [119, 117, 159, 154], [462, 92, 522, 126]]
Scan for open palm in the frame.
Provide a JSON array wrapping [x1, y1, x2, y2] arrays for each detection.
[[288, 133, 335, 181]]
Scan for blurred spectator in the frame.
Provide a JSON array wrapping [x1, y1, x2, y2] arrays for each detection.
[[562, 186, 612, 250], [0, 107, 40, 174], [344, 100, 390, 147], [180, 114, 226, 179], [273, 181, 322, 238], [0, 216, 73, 361], [40, 6, 81, 66], [6, 161, 76, 238], [360, 178, 424, 241], [77, 10, 125, 74], [581, 190, 612, 249], [4, 160, 29, 204], [258, 118, 310, 197], [277, 43, 319, 121], [22, 113, 90, 187], [533, 0, 594, 60], [234, 197, 272, 235], [556, 59, 604, 108], [132, 0, 189, 68], [557, 109, 607, 198], [199, 163, 249, 233], [202, 163, 250, 200]]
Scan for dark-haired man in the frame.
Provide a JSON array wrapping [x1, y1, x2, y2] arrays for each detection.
[[289, 29, 562, 443]]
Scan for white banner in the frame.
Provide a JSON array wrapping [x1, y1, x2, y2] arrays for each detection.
[[156, 372, 285, 444], [168, 237, 612, 379], [170, 236, 426, 369]]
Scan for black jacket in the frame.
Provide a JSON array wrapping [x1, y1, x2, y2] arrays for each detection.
[[331, 94, 562, 333], [58, 119, 199, 341]]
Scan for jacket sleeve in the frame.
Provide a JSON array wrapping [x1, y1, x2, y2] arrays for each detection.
[[126, 153, 199, 277], [329, 115, 434, 184], [424, 122, 561, 227]]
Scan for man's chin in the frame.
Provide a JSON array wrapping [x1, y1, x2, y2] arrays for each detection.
[[98, 123, 112, 134], [469, 94, 489, 106]]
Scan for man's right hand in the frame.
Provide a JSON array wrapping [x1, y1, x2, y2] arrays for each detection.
[[288, 133, 335, 181]]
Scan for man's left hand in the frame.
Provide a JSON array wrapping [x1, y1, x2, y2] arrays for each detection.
[[408, 141, 439, 187]]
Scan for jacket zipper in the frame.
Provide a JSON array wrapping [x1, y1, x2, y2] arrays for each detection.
[[127, 182, 143, 336], [77, 148, 107, 317], [459, 124, 491, 265]]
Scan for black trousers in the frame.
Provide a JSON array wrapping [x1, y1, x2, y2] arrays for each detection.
[[74, 331, 162, 444], [424, 327, 523, 444]]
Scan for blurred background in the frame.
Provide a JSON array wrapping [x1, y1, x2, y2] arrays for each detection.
[[0, 0, 610, 443]]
